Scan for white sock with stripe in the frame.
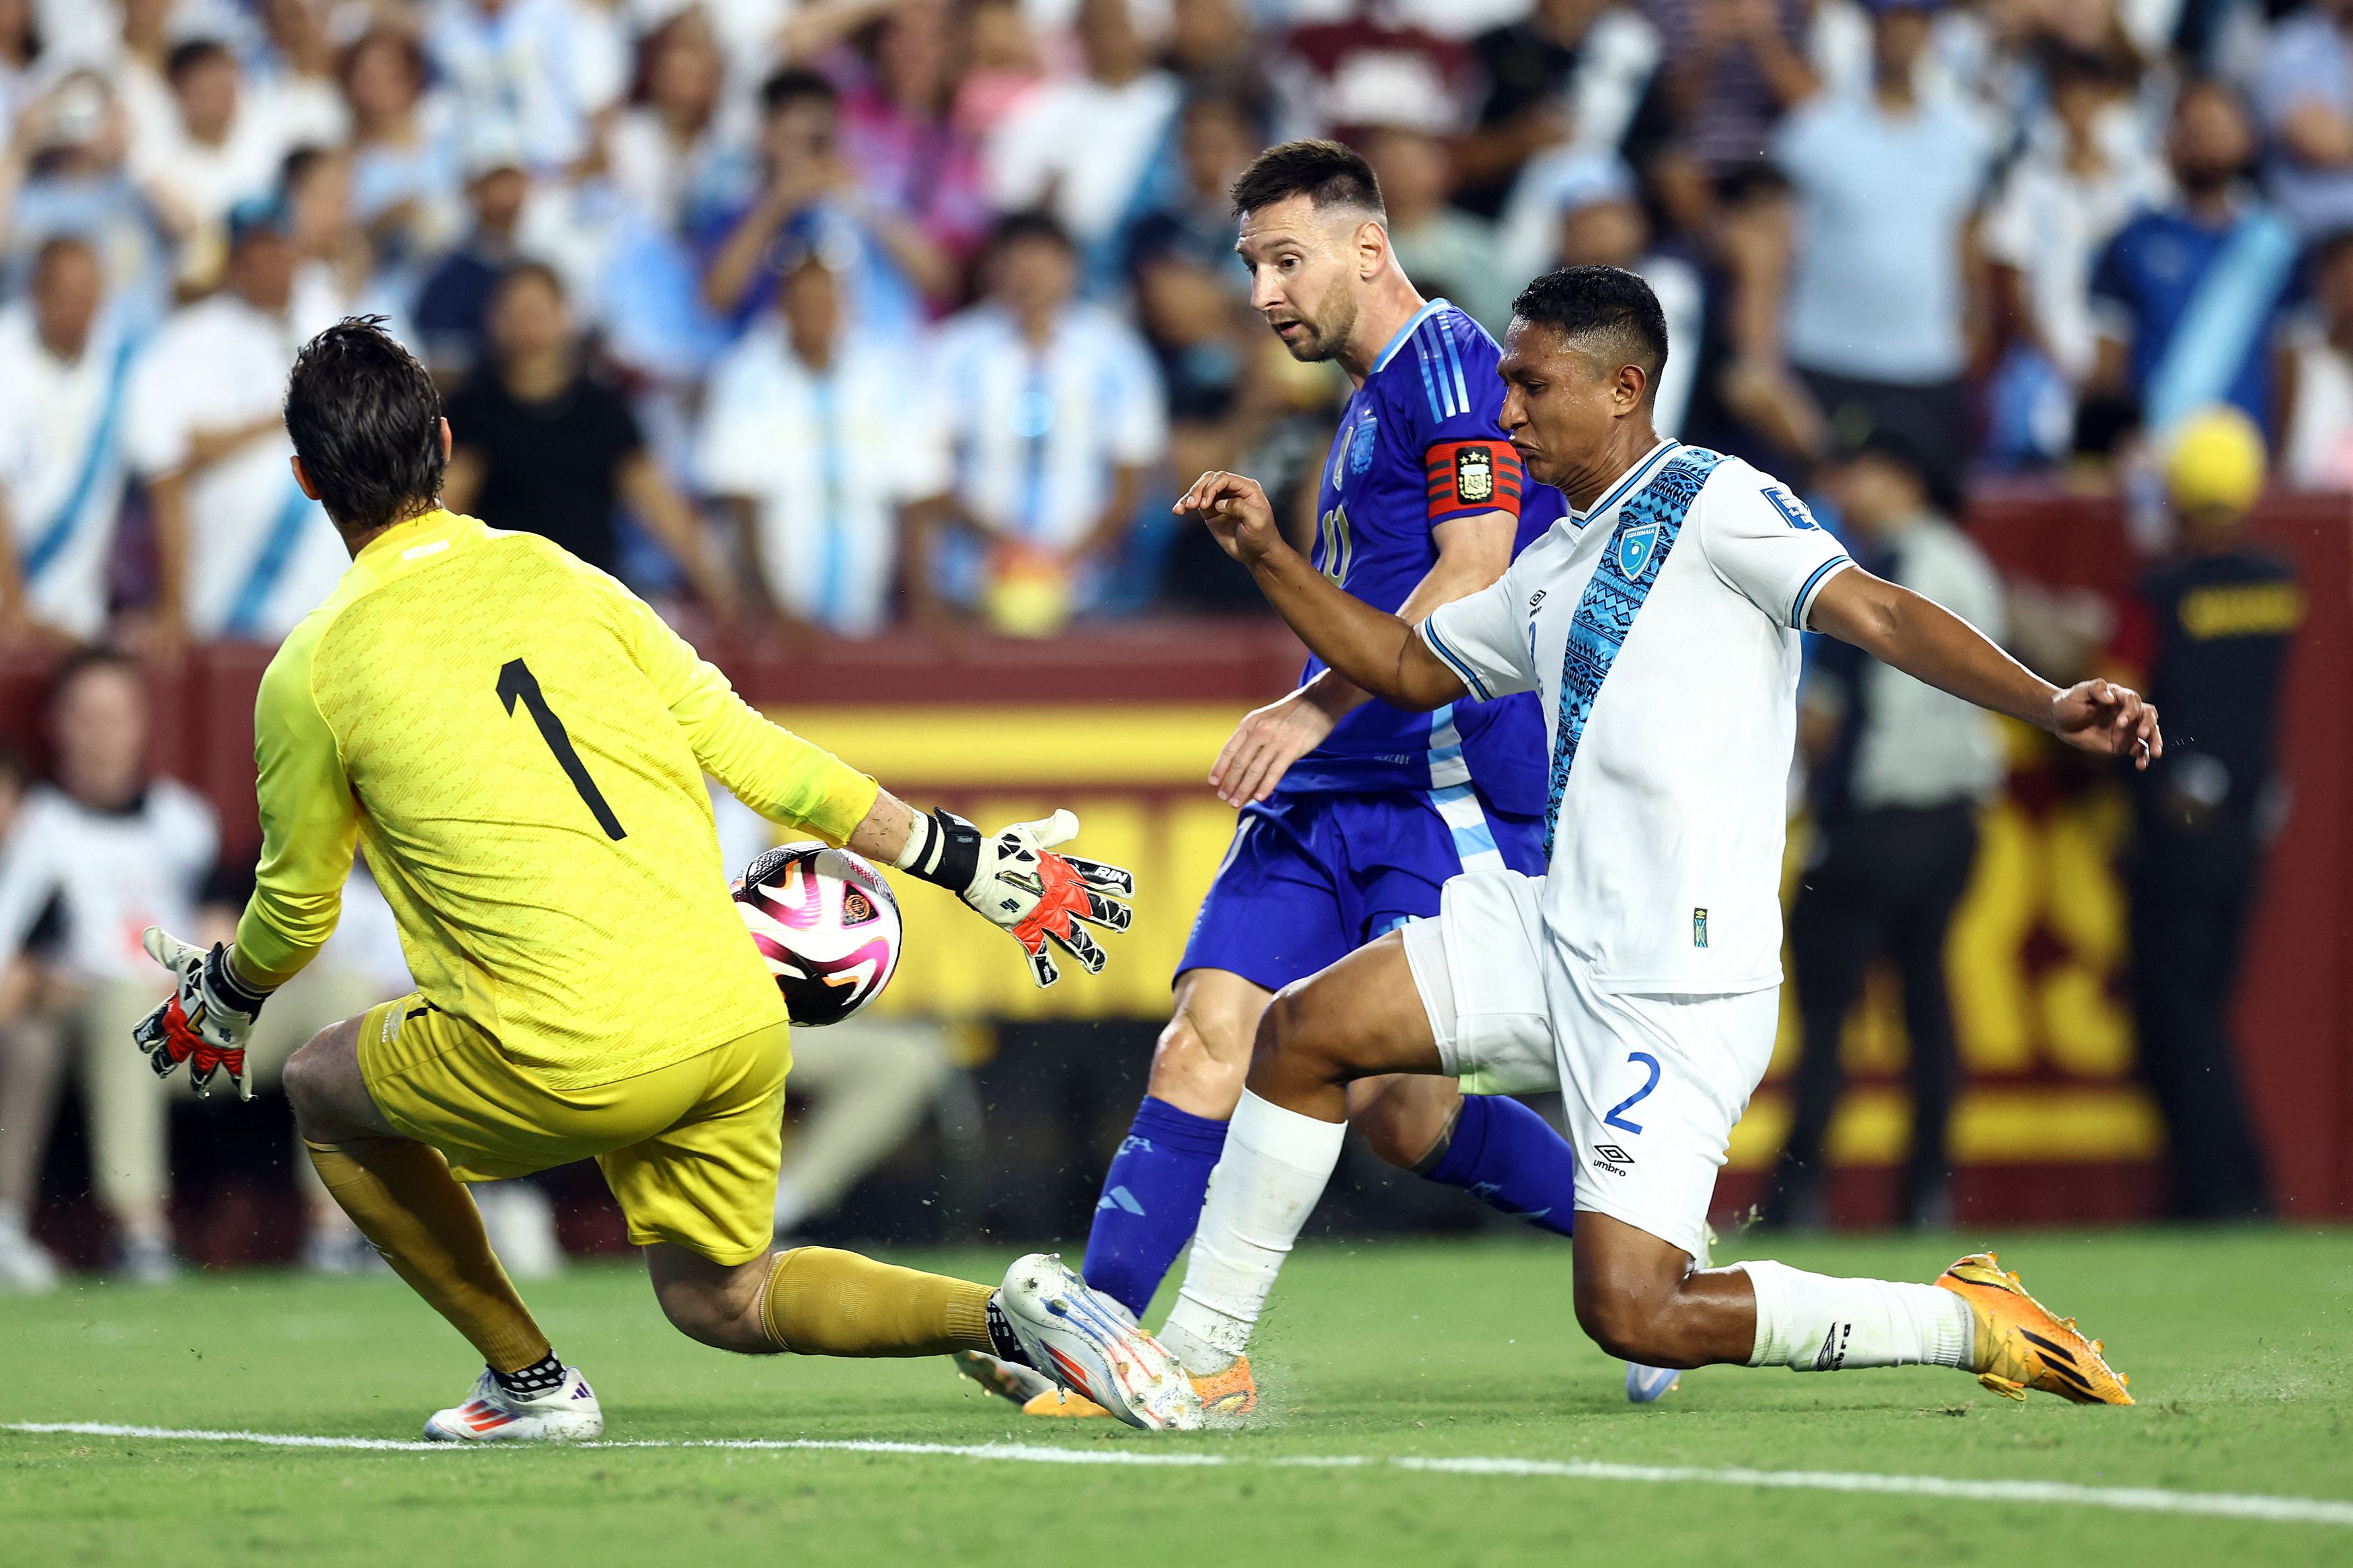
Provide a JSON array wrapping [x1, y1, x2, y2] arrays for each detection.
[[1160, 1090, 1347, 1375], [1739, 1259, 1975, 1371]]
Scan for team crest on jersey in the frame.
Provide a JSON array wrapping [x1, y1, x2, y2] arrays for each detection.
[[1617, 522, 1662, 580], [1347, 411, 1379, 475], [1454, 445, 1495, 503]]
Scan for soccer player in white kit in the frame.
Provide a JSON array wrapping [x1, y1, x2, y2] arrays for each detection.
[[1160, 266, 2155, 1407]]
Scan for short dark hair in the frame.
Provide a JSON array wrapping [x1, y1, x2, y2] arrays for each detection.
[[166, 38, 231, 83], [988, 208, 1076, 257], [1511, 265, 1669, 400], [1228, 138, 1384, 220], [46, 645, 140, 712], [284, 317, 446, 534], [760, 65, 838, 116]]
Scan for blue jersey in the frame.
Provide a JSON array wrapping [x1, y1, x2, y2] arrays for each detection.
[[1278, 300, 1562, 815]]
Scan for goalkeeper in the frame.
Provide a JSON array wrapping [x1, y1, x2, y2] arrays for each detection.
[[130, 318, 1201, 1439]]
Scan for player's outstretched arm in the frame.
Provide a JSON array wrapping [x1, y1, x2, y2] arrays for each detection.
[[847, 794, 1136, 988], [1176, 470, 1468, 714], [1808, 566, 2163, 767]]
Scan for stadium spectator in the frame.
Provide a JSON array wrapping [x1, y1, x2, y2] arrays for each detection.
[[249, 0, 351, 154], [2256, 0, 2353, 237], [444, 260, 735, 614], [135, 38, 313, 291], [952, 0, 1047, 143], [1163, 0, 1278, 117], [2089, 81, 2296, 440], [2280, 229, 2353, 487], [412, 128, 532, 383], [1981, 48, 2164, 464], [606, 6, 736, 238], [0, 740, 44, 1288], [424, 0, 617, 175], [697, 249, 951, 636], [697, 65, 941, 338], [1775, 0, 1993, 494], [0, 650, 219, 1282], [1122, 91, 1261, 289], [1766, 431, 2006, 1230], [985, 0, 1180, 259], [1654, 0, 1816, 182], [929, 211, 1166, 631], [836, 0, 994, 270], [1551, 185, 1703, 437], [2117, 408, 2295, 1221], [1455, 0, 1663, 219], [0, 235, 135, 646], [283, 144, 403, 330], [2, 72, 174, 325], [125, 197, 346, 649], [0, 0, 36, 134], [1360, 116, 1515, 337], [339, 26, 463, 289]]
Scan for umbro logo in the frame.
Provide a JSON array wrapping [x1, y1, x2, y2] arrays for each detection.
[[1593, 1144, 1633, 1165], [1527, 589, 1548, 612]]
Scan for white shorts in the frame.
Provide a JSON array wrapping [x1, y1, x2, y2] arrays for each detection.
[[1401, 869, 1778, 1261]]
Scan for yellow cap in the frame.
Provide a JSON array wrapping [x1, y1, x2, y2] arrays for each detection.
[[2166, 406, 2266, 518]]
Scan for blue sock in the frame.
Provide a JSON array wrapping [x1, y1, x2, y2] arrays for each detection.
[[1081, 1096, 1230, 1319], [1424, 1094, 1577, 1237]]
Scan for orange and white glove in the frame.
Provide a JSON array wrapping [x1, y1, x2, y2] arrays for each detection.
[[130, 927, 272, 1100], [897, 807, 1135, 987]]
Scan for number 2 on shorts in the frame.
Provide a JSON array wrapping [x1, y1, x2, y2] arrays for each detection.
[[1603, 1050, 1661, 1134]]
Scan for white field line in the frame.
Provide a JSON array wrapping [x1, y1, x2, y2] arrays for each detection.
[[9, 1421, 2352, 1528]]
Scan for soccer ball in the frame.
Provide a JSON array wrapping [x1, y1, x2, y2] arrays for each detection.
[[732, 843, 903, 1026]]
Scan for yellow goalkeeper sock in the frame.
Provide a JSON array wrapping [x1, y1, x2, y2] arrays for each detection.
[[759, 1246, 995, 1357], [305, 1138, 551, 1373]]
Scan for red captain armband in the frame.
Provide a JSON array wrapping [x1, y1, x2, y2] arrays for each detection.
[[1425, 440, 1525, 526]]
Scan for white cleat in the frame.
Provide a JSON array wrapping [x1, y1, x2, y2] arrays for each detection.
[[0, 1217, 59, 1294], [421, 1366, 603, 1442], [994, 1253, 1201, 1432]]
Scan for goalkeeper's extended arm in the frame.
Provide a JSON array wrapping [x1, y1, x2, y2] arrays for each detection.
[[848, 794, 1136, 989]]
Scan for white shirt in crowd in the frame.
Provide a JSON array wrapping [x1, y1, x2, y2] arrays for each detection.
[[985, 69, 1181, 247], [428, 0, 625, 173], [1420, 440, 1853, 994], [0, 780, 218, 985], [124, 290, 351, 641], [0, 303, 138, 639], [930, 302, 1166, 553], [1838, 517, 2007, 811], [698, 322, 951, 635], [130, 90, 310, 270]]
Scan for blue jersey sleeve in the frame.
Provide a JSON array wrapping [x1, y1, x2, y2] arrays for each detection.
[[1395, 310, 1531, 530]]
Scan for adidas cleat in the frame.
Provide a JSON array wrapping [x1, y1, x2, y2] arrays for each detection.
[[1936, 1251, 2133, 1405], [994, 1254, 1201, 1432], [422, 1364, 604, 1442], [1023, 1387, 1112, 1417], [1189, 1354, 1256, 1421]]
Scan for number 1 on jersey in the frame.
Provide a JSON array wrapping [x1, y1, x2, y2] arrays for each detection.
[[497, 658, 627, 840]]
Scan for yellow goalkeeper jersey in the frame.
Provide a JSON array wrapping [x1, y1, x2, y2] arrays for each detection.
[[235, 509, 879, 1091]]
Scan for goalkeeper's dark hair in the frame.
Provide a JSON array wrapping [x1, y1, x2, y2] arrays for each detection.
[[1229, 138, 1384, 221], [283, 317, 446, 534], [1511, 265, 1669, 404]]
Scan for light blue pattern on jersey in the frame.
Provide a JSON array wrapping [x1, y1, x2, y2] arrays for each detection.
[[1542, 446, 1726, 859]]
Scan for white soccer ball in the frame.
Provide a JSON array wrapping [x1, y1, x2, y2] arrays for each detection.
[[731, 842, 904, 1026]]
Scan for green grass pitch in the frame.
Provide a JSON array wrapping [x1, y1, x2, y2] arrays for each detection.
[[4, 1228, 2348, 1567]]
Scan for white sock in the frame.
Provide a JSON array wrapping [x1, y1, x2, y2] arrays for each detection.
[[1160, 1090, 1347, 1374], [1739, 1259, 1976, 1372]]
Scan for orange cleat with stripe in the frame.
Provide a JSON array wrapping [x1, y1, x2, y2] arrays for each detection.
[[1936, 1252, 2133, 1405], [1014, 1357, 1253, 1421]]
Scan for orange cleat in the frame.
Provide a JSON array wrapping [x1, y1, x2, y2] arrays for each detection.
[[1015, 1356, 1253, 1421], [1936, 1252, 2133, 1405], [1021, 1387, 1112, 1417]]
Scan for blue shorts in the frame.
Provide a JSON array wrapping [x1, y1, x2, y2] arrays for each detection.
[[1176, 786, 1544, 994]]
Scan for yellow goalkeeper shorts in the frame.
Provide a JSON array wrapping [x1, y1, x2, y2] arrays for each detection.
[[356, 993, 791, 1267]]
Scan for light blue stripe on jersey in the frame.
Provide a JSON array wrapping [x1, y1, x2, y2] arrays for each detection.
[[1543, 446, 1726, 859], [1789, 555, 1851, 630], [1421, 620, 1494, 701], [1438, 319, 1470, 416], [1415, 337, 1448, 421], [1427, 704, 1504, 873]]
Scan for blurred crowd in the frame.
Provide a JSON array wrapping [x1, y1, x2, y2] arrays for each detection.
[[0, 0, 2348, 643], [0, 0, 2329, 1280]]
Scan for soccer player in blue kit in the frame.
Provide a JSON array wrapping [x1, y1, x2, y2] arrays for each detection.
[[955, 141, 1669, 1418]]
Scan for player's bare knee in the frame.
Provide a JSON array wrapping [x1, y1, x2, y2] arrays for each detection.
[[1146, 1008, 1249, 1112], [1246, 984, 1353, 1089]]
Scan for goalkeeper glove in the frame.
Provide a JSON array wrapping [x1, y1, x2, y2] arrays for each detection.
[[131, 927, 272, 1100], [897, 807, 1135, 987]]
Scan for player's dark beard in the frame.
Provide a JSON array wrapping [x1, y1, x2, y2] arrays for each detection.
[[1273, 288, 1359, 364]]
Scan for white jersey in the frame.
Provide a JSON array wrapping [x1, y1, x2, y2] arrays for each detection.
[[0, 306, 138, 639], [0, 780, 219, 985], [124, 292, 351, 641], [1420, 439, 1852, 995]]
